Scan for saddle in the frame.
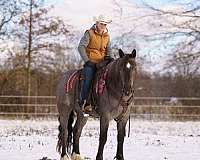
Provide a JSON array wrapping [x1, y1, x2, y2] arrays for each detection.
[[65, 60, 111, 114], [79, 63, 109, 110]]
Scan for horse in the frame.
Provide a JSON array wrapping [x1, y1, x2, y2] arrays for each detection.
[[56, 49, 137, 160]]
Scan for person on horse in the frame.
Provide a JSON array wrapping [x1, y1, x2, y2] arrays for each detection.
[[78, 14, 113, 113]]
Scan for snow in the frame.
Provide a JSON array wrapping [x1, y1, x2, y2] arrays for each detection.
[[0, 118, 200, 160]]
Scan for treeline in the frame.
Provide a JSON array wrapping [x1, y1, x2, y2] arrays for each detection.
[[1, 62, 199, 99], [1, 63, 200, 120], [136, 72, 200, 99]]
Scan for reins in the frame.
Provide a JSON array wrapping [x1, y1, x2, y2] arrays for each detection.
[[114, 87, 134, 138]]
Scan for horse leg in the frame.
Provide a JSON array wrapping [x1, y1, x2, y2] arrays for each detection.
[[71, 112, 88, 160], [96, 115, 109, 160], [61, 116, 70, 159], [115, 119, 128, 160], [57, 107, 72, 160]]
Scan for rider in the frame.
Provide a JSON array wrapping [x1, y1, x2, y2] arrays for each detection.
[[78, 14, 113, 113]]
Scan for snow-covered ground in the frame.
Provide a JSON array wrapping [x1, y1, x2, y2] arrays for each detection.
[[0, 118, 200, 160]]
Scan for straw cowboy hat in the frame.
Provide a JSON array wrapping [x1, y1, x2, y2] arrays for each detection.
[[93, 14, 112, 24]]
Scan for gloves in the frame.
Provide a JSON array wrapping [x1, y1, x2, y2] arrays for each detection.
[[84, 61, 96, 67], [104, 55, 114, 62]]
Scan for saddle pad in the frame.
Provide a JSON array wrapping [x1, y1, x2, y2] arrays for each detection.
[[65, 68, 108, 95], [95, 68, 109, 95], [65, 71, 79, 93]]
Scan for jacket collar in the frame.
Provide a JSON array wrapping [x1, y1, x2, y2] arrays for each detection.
[[91, 24, 109, 36]]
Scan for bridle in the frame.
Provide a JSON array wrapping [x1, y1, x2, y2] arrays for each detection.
[[115, 67, 135, 138], [106, 58, 136, 122], [114, 85, 134, 122]]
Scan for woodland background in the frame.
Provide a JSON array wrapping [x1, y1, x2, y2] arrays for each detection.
[[0, 0, 199, 119]]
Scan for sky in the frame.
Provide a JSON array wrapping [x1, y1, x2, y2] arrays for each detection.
[[130, 0, 174, 7], [44, 0, 63, 5], [44, 0, 194, 8], [45, 0, 174, 5], [47, 0, 200, 11], [44, 0, 177, 8], [129, 0, 198, 8]]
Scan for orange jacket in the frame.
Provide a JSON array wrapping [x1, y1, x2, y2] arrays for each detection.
[[86, 28, 110, 63]]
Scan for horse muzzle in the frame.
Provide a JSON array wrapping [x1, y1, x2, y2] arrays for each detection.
[[123, 86, 134, 96], [125, 91, 130, 96], [124, 89, 134, 96]]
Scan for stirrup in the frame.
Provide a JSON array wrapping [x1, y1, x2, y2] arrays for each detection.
[[81, 100, 87, 111], [84, 105, 93, 112], [81, 100, 92, 112]]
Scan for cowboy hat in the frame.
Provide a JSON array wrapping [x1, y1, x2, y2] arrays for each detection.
[[93, 14, 112, 24]]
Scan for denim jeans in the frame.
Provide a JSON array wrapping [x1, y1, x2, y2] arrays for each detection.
[[80, 63, 96, 105]]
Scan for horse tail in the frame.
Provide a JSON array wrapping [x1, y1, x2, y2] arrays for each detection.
[[67, 111, 74, 152], [56, 111, 74, 154], [57, 116, 63, 154]]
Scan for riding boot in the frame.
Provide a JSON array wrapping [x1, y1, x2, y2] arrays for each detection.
[[81, 100, 92, 113]]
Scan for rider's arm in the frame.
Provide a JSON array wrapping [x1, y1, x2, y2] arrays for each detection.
[[78, 31, 90, 62], [106, 36, 112, 57]]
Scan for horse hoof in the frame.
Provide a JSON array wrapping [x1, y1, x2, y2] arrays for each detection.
[[71, 153, 83, 160], [60, 154, 71, 160], [114, 156, 124, 160]]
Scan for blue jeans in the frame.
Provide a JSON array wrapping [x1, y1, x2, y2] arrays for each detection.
[[80, 63, 96, 105]]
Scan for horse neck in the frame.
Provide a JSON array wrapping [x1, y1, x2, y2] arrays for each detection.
[[106, 60, 123, 95]]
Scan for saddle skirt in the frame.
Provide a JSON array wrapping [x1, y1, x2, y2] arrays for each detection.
[[65, 67, 109, 103], [65, 70, 79, 93]]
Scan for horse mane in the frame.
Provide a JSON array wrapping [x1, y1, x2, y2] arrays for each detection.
[[106, 58, 122, 89]]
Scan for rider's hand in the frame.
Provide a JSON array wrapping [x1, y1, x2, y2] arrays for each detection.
[[104, 55, 114, 61]]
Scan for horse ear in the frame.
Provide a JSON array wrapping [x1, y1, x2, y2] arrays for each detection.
[[130, 49, 136, 58], [119, 49, 124, 58]]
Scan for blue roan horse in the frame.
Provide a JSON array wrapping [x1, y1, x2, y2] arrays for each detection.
[[56, 49, 137, 160]]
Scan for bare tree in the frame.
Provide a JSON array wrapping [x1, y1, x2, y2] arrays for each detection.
[[0, 0, 19, 38], [13, 0, 72, 97], [143, 2, 200, 77]]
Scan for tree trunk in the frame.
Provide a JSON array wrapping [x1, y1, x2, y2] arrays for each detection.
[[27, 0, 33, 107]]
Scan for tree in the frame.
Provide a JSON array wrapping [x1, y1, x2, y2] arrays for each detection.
[[0, 0, 19, 38], [143, 2, 200, 77], [13, 0, 72, 97]]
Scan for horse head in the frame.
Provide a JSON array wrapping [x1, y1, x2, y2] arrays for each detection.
[[118, 49, 137, 96]]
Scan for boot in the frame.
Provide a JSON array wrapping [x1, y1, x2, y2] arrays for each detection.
[[81, 100, 92, 113]]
